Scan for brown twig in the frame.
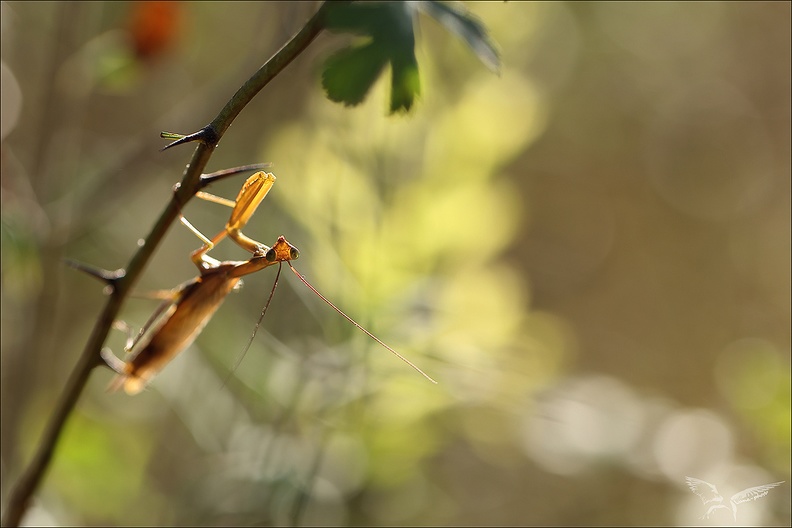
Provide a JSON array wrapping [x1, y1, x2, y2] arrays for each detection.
[[1, 3, 331, 526]]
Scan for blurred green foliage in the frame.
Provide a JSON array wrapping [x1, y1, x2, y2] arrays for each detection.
[[322, 1, 498, 112]]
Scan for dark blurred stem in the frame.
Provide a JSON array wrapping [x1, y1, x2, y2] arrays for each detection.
[[0, 1, 79, 498], [1, 3, 331, 526], [30, 2, 81, 190], [290, 427, 331, 527], [210, 2, 331, 137]]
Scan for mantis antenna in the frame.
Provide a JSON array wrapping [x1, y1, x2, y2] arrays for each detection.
[[286, 262, 438, 384]]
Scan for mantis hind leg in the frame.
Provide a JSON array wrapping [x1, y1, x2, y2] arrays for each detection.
[[182, 188, 240, 268], [99, 321, 135, 375], [179, 214, 223, 269], [111, 320, 137, 352], [101, 287, 181, 371], [100, 347, 127, 375]]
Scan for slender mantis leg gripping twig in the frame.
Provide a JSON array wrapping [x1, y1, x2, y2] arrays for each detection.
[[100, 171, 436, 394]]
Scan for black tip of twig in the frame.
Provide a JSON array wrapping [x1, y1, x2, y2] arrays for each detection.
[[65, 259, 126, 285], [199, 162, 275, 188], [160, 132, 199, 151], [160, 125, 220, 152]]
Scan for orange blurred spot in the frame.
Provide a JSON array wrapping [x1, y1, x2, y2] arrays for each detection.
[[129, 1, 180, 60]]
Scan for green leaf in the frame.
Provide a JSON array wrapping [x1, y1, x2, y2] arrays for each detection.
[[417, 1, 501, 73], [321, 1, 500, 113], [322, 40, 389, 107], [323, 2, 420, 113], [325, 2, 417, 41], [389, 45, 421, 113]]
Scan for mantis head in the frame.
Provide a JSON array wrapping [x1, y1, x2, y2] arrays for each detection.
[[265, 236, 300, 263]]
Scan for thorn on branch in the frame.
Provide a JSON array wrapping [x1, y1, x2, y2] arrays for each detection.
[[199, 162, 274, 188], [65, 259, 126, 289], [160, 125, 220, 151]]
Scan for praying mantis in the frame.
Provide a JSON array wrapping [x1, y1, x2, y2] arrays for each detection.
[[97, 171, 436, 394]]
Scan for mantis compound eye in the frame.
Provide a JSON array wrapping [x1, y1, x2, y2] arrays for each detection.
[[265, 248, 277, 262], [290, 247, 300, 260]]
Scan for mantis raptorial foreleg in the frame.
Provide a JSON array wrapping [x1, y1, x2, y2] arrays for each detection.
[[183, 171, 277, 269], [223, 171, 276, 254]]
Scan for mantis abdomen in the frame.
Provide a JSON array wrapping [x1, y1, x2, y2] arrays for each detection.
[[112, 266, 243, 394]]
